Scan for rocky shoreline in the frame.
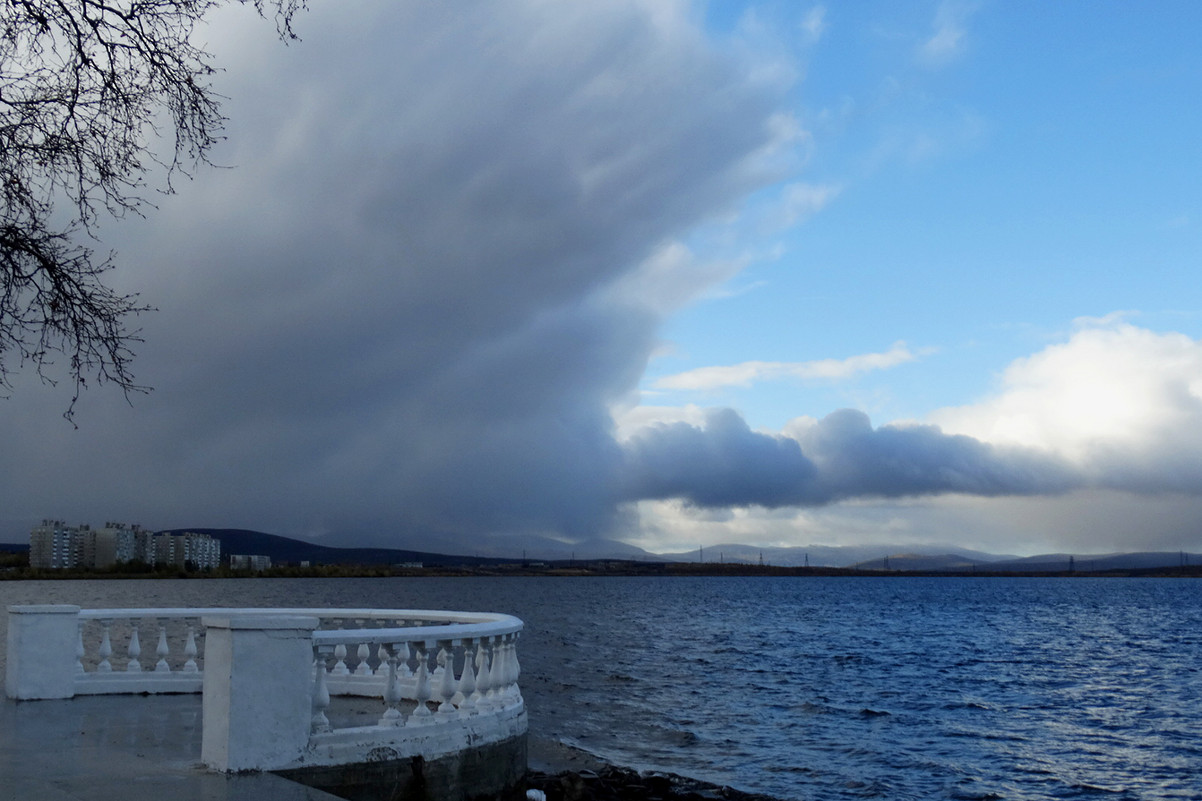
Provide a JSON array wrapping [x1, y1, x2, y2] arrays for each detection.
[[524, 737, 784, 801], [526, 765, 783, 801]]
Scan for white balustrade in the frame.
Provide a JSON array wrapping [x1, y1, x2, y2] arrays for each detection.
[[5, 604, 526, 773]]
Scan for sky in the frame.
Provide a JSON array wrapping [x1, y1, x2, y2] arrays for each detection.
[[3, 0, 1202, 558]]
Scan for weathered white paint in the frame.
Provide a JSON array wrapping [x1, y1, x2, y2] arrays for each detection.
[[5, 604, 81, 700], [201, 615, 319, 772], [296, 697, 528, 770]]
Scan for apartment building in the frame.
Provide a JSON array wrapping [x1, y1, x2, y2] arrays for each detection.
[[29, 519, 84, 569], [29, 521, 221, 570], [228, 553, 272, 571]]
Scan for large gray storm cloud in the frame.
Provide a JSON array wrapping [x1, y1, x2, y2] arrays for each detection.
[[1, 2, 781, 548], [620, 408, 1082, 508]]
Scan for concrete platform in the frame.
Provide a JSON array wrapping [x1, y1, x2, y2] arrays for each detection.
[[0, 694, 344, 801]]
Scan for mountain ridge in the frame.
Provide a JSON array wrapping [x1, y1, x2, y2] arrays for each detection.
[[4, 529, 1199, 572]]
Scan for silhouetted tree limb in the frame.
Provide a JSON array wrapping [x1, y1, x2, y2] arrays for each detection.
[[0, 0, 303, 422]]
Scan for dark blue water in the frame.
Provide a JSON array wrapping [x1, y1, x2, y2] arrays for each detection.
[[3, 576, 1200, 799]]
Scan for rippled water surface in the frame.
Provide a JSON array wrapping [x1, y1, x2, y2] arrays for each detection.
[[2, 576, 1200, 800]]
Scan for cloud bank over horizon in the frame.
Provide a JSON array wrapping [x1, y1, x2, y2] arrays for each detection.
[[624, 320, 1202, 507], [620, 319, 1202, 554]]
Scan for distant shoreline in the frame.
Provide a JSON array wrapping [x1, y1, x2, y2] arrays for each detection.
[[3, 560, 1201, 580]]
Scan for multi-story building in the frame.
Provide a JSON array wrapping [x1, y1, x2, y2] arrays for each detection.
[[29, 520, 82, 569], [29, 523, 221, 571], [154, 533, 183, 566], [182, 532, 222, 570], [153, 532, 222, 570], [229, 554, 272, 571], [93, 522, 144, 568]]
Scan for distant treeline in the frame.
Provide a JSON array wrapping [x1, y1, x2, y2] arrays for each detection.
[[4, 554, 1202, 580]]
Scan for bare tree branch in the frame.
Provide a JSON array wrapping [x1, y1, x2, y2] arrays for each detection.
[[0, 0, 304, 422]]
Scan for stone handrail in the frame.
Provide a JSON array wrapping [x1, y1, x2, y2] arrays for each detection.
[[5, 605, 526, 773]]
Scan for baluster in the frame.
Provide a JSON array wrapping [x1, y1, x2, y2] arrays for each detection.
[[397, 641, 412, 677], [410, 648, 432, 721], [331, 620, 349, 675], [311, 651, 331, 733], [510, 634, 521, 694], [437, 641, 456, 714], [97, 619, 113, 673], [376, 643, 389, 677], [155, 621, 171, 672], [75, 622, 85, 674], [182, 624, 199, 673], [494, 637, 510, 701], [126, 621, 142, 672], [505, 636, 519, 697], [457, 646, 477, 710], [473, 641, 490, 707], [355, 641, 372, 676], [486, 638, 502, 706], [354, 620, 372, 675], [379, 646, 404, 726], [432, 645, 447, 687]]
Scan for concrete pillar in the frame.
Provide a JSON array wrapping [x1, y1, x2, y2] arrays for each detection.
[[5, 605, 81, 700], [201, 614, 319, 772]]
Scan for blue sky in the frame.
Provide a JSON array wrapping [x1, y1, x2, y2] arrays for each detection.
[[3, 1, 1202, 558], [647, 1, 1202, 431], [626, 1, 1202, 554]]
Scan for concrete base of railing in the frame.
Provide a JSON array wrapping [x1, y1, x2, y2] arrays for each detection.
[[297, 700, 527, 770], [74, 673, 205, 695], [277, 730, 528, 801]]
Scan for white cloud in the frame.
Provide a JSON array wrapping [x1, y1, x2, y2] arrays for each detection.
[[654, 341, 917, 391], [612, 403, 709, 441], [931, 321, 1202, 464], [628, 484, 1202, 557], [801, 6, 827, 44], [918, 1, 976, 67], [607, 241, 750, 317], [776, 181, 841, 227], [626, 499, 823, 553], [1071, 310, 1137, 329]]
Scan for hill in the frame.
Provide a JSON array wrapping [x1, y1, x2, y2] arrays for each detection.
[[159, 528, 514, 567], [659, 542, 1012, 568], [850, 550, 1202, 573], [6, 529, 1200, 574], [849, 553, 987, 571]]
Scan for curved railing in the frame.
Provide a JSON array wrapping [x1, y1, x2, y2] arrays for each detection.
[[5, 605, 526, 772]]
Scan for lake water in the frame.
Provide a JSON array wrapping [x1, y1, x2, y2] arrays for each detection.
[[2, 576, 1200, 800]]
